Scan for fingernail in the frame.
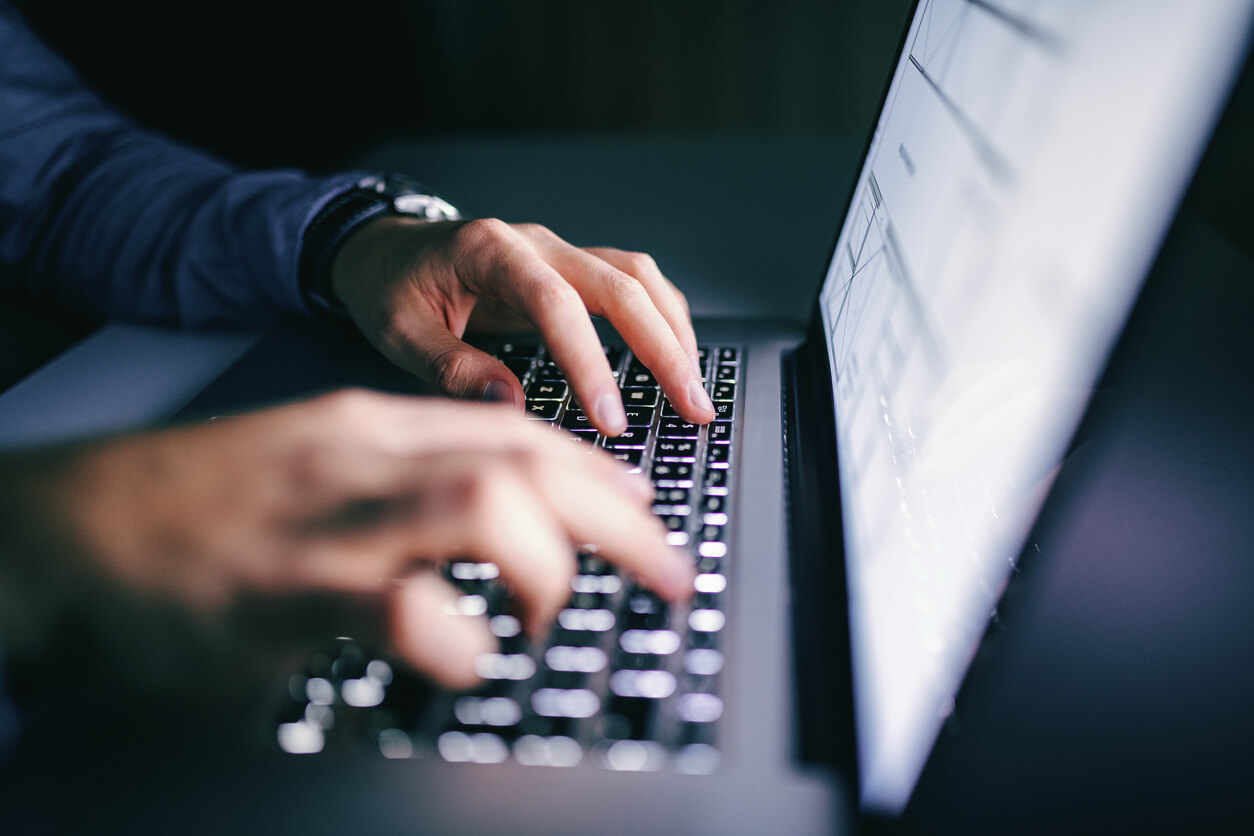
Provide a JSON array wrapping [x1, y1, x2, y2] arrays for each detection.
[[482, 380, 516, 405], [687, 378, 714, 417], [594, 390, 628, 435]]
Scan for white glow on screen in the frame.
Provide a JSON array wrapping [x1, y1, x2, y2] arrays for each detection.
[[819, 0, 1253, 813]]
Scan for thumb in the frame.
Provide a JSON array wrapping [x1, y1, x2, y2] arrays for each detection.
[[389, 568, 497, 691], [377, 310, 524, 407]]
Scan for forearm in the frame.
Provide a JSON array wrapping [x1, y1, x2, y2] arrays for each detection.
[[0, 1, 364, 327]]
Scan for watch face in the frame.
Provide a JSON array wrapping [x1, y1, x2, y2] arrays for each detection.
[[392, 193, 461, 221]]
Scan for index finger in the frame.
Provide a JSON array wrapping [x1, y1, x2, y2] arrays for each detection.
[[467, 236, 629, 435]]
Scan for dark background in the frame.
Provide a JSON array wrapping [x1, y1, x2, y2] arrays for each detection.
[[13, 0, 913, 172]]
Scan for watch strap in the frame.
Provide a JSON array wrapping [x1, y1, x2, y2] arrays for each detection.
[[298, 175, 461, 318], [298, 187, 392, 317]]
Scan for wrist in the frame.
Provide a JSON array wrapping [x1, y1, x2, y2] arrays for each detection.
[[299, 174, 461, 318]]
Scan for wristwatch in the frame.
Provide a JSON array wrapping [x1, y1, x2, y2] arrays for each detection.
[[299, 173, 462, 316]]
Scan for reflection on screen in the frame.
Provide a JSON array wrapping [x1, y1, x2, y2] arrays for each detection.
[[820, 0, 1252, 813]]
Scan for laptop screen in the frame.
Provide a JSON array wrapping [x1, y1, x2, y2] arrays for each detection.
[[819, 0, 1252, 813]]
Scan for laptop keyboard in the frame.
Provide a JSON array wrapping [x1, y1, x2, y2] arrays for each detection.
[[277, 342, 741, 775]]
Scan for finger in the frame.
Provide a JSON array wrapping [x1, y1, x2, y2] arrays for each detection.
[[536, 240, 714, 426], [369, 308, 524, 407], [528, 448, 695, 602], [292, 450, 577, 636], [584, 247, 700, 371], [439, 458, 578, 636], [388, 568, 496, 690], [275, 391, 655, 503], [463, 229, 627, 435]]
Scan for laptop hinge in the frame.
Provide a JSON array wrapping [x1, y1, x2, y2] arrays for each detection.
[[781, 312, 860, 780]]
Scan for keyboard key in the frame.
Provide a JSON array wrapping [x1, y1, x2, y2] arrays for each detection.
[[620, 387, 660, 408], [602, 426, 650, 449], [654, 439, 697, 461], [715, 365, 737, 382], [703, 468, 729, 493], [532, 688, 600, 718], [625, 359, 655, 380], [526, 380, 568, 401], [560, 410, 595, 430], [717, 348, 738, 364], [711, 382, 736, 401], [677, 692, 724, 723], [697, 541, 728, 559], [605, 345, 626, 371], [652, 461, 694, 485], [657, 418, 699, 438], [545, 646, 608, 674], [526, 400, 561, 420], [557, 608, 616, 632], [609, 448, 645, 469], [654, 486, 691, 505], [699, 524, 726, 543], [505, 357, 533, 380], [623, 406, 655, 427], [565, 429, 598, 446], [701, 495, 728, 514], [500, 342, 539, 359], [660, 400, 680, 418], [622, 369, 656, 387], [453, 696, 523, 728], [706, 445, 731, 468], [619, 629, 682, 655], [712, 401, 734, 420], [578, 553, 612, 575], [696, 556, 723, 573], [624, 596, 670, 631], [709, 421, 732, 443], [570, 574, 623, 594], [609, 669, 676, 700], [688, 609, 726, 633], [533, 365, 566, 382], [603, 698, 658, 743]]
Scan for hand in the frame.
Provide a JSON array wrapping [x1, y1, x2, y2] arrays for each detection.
[[0, 390, 693, 694], [330, 217, 716, 435]]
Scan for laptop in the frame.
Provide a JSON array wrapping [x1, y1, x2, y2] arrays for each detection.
[[16, 1, 1252, 831]]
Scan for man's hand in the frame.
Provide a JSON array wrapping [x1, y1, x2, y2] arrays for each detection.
[[0, 391, 693, 693], [330, 217, 716, 435]]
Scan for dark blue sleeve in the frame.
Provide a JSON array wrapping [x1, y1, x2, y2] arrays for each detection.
[[0, 1, 366, 327]]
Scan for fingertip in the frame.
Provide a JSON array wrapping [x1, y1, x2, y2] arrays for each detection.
[[482, 377, 523, 408], [656, 549, 697, 603], [593, 390, 628, 436], [686, 378, 716, 424], [390, 572, 496, 691]]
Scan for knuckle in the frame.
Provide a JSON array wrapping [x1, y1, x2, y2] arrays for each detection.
[[515, 221, 554, 240], [430, 347, 474, 393], [319, 387, 379, 421], [455, 217, 512, 250], [461, 463, 515, 520], [601, 269, 650, 315], [527, 275, 580, 311], [624, 250, 658, 275]]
